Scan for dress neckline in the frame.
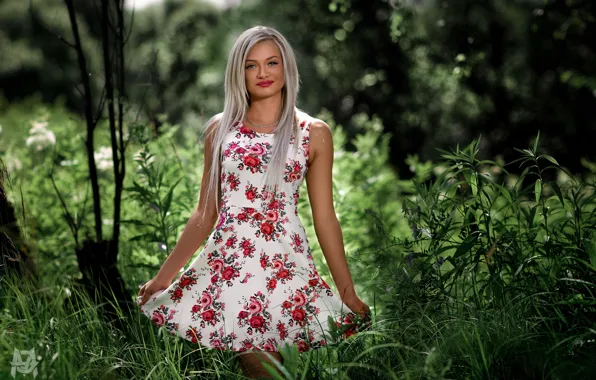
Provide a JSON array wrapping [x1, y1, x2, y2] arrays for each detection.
[[238, 122, 277, 136]]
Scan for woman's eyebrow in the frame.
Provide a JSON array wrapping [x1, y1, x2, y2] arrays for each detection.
[[245, 55, 280, 62]]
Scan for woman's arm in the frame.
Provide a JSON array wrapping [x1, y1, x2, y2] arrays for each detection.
[[305, 119, 358, 304], [153, 118, 222, 283]]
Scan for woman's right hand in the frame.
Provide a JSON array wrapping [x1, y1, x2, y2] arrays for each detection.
[[137, 275, 174, 307]]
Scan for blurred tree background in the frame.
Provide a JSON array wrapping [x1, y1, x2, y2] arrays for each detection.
[[2, 0, 594, 175], [0, 0, 596, 177]]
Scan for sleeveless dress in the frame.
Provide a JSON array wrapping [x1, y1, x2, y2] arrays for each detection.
[[139, 110, 360, 353]]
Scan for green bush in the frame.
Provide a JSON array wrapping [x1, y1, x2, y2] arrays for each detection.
[[364, 135, 596, 378]]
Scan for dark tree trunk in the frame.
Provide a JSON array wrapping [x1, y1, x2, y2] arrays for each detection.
[[72, 239, 134, 327], [59, 0, 133, 326], [0, 159, 37, 289]]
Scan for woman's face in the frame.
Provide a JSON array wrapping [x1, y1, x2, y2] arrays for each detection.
[[244, 39, 285, 101]]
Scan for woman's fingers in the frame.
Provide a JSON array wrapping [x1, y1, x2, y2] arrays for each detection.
[[138, 281, 150, 296], [138, 290, 151, 306]]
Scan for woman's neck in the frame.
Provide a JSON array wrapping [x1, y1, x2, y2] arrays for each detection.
[[246, 93, 283, 123]]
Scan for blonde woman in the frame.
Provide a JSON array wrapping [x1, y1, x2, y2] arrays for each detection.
[[137, 25, 371, 378]]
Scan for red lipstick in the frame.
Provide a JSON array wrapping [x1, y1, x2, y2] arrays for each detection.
[[257, 81, 273, 87]]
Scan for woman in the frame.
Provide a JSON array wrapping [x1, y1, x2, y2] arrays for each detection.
[[137, 25, 371, 378]]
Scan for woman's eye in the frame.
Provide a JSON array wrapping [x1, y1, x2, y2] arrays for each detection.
[[245, 62, 277, 69]]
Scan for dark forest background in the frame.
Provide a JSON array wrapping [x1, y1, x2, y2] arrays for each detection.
[[2, 0, 594, 175]]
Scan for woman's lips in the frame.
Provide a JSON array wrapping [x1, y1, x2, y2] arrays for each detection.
[[257, 81, 273, 87]]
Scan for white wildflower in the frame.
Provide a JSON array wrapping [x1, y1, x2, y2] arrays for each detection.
[[60, 159, 79, 166], [94, 146, 113, 170], [6, 157, 23, 172], [133, 148, 155, 164], [25, 120, 56, 151]]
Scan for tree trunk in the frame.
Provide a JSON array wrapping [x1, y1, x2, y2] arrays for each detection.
[[0, 158, 37, 291]]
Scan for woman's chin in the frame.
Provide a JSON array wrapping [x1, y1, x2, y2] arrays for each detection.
[[249, 88, 283, 100]]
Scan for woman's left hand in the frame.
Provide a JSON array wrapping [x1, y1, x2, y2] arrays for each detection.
[[344, 294, 371, 320]]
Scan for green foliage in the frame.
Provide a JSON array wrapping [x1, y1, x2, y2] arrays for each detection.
[[297, 110, 410, 298], [363, 134, 596, 378]]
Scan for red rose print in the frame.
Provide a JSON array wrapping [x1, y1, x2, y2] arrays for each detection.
[[297, 340, 309, 353], [260, 258, 268, 269], [249, 143, 265, 155], [248, 299, 263, 314], [282, 300, 292, 309], [172, 288, 183, 299], [344, 327, 357, 337], [243, 155, 260, 168], [268, 279, 277, 289], [260, 222, 274, 235], [239, 125, 253, 135], [212, 338, 223, 348], [215, 213, 225, 229], [246, 189, 257, 201], [210, 259, 224, 272], [191, 304, 201, 313], [237, 213, 248, 222], [277, 269, 290, 279], [293, 291, 306, 306], [200, 292, 213, 308], [151, 312, 165, 326], [179, 276, 194, 288], [308, 279, 318, 287], [238, 310, 248, 319], [201, 309, 215, 321], [268, 200, 280, 209], [222, 266, 235, 280], [211, 274, 219, 283], [187, 327, 200, 343], [249, 315, 265, 329], [265, 210, 279, 222], [291, 308, 306, 322], [273, 260, 284, 270]]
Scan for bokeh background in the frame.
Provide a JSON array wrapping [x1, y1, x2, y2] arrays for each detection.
[[1, 0, 595, 379]]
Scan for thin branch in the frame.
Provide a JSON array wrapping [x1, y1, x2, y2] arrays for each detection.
[[49, 147, 79, 246], [28, 0, 76, 49], [63, 0, 103, 241]]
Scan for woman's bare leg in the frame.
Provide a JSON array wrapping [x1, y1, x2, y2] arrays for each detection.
[[237, 350, 283, 379]]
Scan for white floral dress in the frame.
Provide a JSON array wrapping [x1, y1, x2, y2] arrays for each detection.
[[139, 110, 359, 353]]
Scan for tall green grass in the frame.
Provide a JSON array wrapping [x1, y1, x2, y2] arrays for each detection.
[[2, 98, 596, 378]]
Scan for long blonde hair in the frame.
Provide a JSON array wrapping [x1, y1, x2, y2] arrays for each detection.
[[198, 25, 302, 224]]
